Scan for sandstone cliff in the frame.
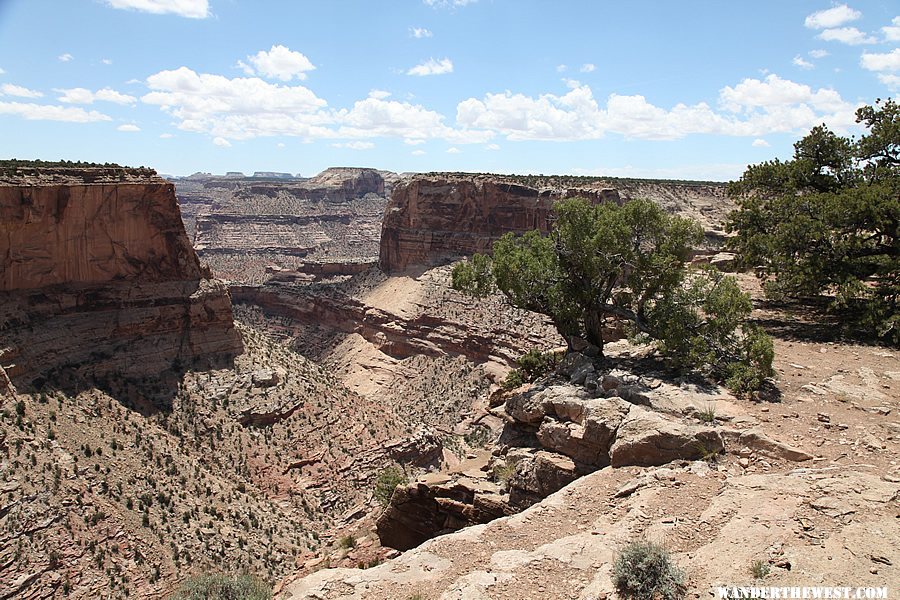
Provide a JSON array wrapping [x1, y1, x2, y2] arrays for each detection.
[[379, 175, 620, 272], [0, 167, 241, 388]]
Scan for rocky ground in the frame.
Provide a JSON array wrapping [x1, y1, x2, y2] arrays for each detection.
[[4, 167, 895, 599], [0, 322, 451, 599], [279, 325, 899, 599]]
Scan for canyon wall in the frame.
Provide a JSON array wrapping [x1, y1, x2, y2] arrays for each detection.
[[379, 175, 621, 272], [0, 167, 242, 388], [378, 174, 733, 273], [179, 167, 390, 284]]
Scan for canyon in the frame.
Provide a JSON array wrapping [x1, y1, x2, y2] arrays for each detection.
[[177, 168, 393, 284], [1, 165, 896, 599]]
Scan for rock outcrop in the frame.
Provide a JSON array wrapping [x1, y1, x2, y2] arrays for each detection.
[[0, 167, 242, 388], [280, 463, 899, 599], [379, 174, 620, 272], [375, 476, 514, 551], [370, 343, 822, 551]]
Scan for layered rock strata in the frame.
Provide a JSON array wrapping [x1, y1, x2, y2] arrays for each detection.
[[379, 175, 621, 272], [178, 168, 390, 283], [0, 167, 241, 388]]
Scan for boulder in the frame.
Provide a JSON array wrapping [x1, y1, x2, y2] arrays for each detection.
[[508, 451, 586, 508], [721, 429, 813, 462], [376, 477, 513, 551], [610, 406, 724, 467], [536, 398, 629, 467]]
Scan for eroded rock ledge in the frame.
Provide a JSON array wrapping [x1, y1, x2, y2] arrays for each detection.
[[0, 168, 242, 389], [374, 353, 813, 551]]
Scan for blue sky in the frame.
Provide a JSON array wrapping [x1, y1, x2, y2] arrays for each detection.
[[0, 0, 898, 180]]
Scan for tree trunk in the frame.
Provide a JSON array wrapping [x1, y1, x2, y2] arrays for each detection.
[[583, 310, 606, 355]]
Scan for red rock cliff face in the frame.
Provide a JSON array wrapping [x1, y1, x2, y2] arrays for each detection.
[[0, 182, 201, 290], [0, 169, 242, 388], [379, 175, 619, 272]]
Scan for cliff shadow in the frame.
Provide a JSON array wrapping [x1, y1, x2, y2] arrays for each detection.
[[26, 352, 237, 416]]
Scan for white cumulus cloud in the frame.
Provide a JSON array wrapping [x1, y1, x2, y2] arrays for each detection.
[[752, 138, 770, 147], [424, 0, 477, 7], [410, 27, 433, 38], [457, 74, 859, 142], [883, 17, 900, 41], [411, 149, 426, 155], [104, 0, 209, 18], [407, 58, 453, 76], [446, 147, 461, 153], [805, 4, 861, 29], [809, 49, 830, 59], [58, 53, 73, 62], [860, 48, 900, 71], [213, 136, 231, 147], [818, 27, 876, 45], [877, 73, 900, 91], [0, 101, 111, 122], [160, 133, 174, 138], [141, 65, 491, 145], [57, 87, 137, 105], [793, 55, 814, 69], [142, 67, 329, 140], [117, 124, 140, 132], [1, 84, 43, 98], [580, 63, 596, 73], [332, 141, 375, 150], [241, 45, 315, 81]]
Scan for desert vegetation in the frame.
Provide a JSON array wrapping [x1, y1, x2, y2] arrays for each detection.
[[452, 197, 774, 394], [727, 98, 898, 344]]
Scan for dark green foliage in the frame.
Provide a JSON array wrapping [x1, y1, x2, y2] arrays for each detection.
[[453, 198, 772, 392], [613, 540, 686, 600], [500, 369, 524, 390], [727, 99, 899, 343], [450, 253, 494, 298], [0, 159, 156, 179], [0, 158, 127, 169], [169, 573, 271, 600], [501, 349, 561, 390], [374, 466, 407, 507]]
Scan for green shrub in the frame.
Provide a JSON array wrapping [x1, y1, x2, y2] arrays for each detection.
[[501, 349, 559, 390], [727, 99, 899, 344], [516, 348, 560, 381], [501, 369, 524, 390], [169, 573, 271, 600], [749, 559, 770, 579], [338, 535, 356, 550], [374, 466, 407, 507], [613, 540, 686, 600], [493, 461, 518, 485], [696, 403, 717, 423]]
